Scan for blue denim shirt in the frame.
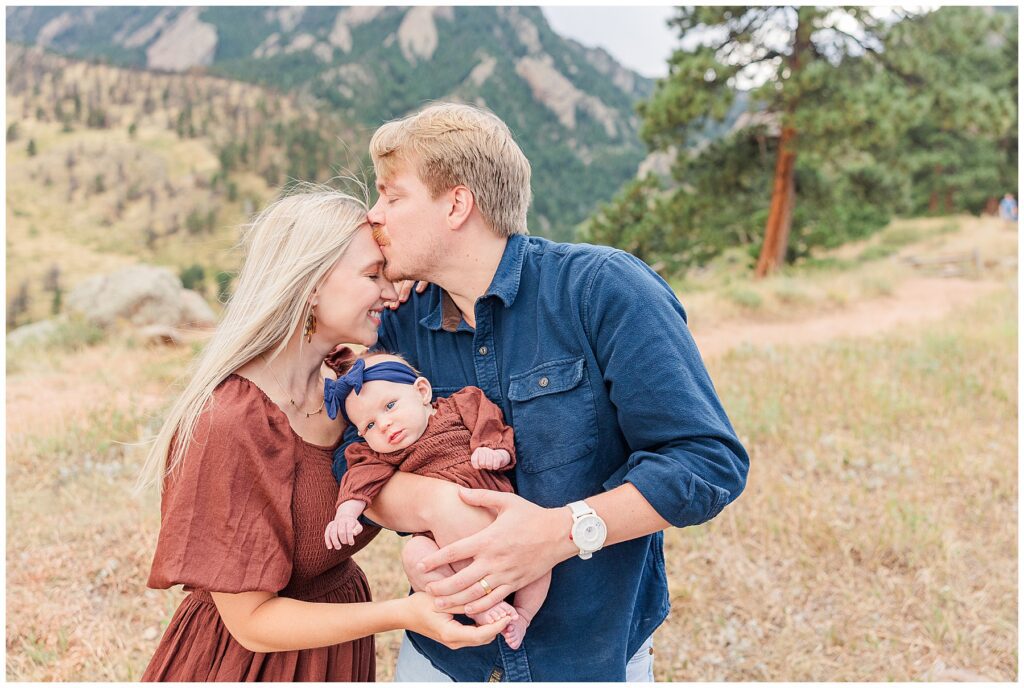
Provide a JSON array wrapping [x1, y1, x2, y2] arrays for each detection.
[[334, 234, 749, 681]]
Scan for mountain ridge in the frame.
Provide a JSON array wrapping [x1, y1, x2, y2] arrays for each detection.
[[7, 5, 655, 239]]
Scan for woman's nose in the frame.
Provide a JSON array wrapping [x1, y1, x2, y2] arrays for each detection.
[[380, 278, 398, 301]]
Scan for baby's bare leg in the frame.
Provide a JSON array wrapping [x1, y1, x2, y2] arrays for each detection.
[[401, 536, 517, 625], [401, 536, 454, 591], [502, 571, 552, 650]]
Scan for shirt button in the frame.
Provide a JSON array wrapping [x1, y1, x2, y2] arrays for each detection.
[[478, 346, 488, 355], [539, 377, 549, 388]]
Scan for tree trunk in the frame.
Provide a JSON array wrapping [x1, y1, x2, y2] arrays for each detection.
[[776, 152, 797, 266], [928, 164, 943, 213], [755, 126, 798, 278], [755, 8, 810, 279]]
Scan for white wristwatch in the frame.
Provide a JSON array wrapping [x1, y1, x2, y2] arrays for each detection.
[[568, 500, 607, 560]]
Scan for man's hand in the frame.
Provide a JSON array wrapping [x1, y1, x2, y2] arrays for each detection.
[[416, 488, 577, 615], [387, 280, 429, 310], [470, 447, 511, 471]]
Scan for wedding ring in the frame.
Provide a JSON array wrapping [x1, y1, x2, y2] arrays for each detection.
[[478, 578, 492, 595]]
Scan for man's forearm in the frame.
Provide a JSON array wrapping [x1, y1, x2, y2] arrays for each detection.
[[547, 483, 671, 561], [587, 482, 672, 546]]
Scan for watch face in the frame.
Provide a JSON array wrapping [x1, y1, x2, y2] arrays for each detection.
[[574, 514, 607, 551]]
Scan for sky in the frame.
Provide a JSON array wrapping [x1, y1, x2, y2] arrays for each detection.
[[542, 5, 941, 84], [542, 6, 679, 79]]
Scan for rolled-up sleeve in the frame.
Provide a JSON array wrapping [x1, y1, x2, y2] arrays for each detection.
[[584, 251, 749, 527]]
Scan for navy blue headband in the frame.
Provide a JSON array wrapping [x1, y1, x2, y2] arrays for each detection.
[[323, 357, 419, 423]]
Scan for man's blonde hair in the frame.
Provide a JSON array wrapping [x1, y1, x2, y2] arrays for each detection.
[[369, 102, 531, 237]]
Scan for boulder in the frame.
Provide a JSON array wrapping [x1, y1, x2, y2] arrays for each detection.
[[6, 318, 61, 348], [66, 264, 216, 330], [136, 324, 184, 346], [179, 289, 218, 328]]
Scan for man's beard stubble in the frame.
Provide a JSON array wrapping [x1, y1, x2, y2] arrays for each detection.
[[382, 261, 411, 283]]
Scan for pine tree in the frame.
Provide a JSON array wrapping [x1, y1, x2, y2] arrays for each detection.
[[882, 7, 1018, 215], [641, 7, 905, 277], [7, 281, 30, 328]]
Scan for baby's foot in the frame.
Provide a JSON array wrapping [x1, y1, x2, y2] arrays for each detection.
[[468, 601, 517, 628], [501, 607, 534, 650]]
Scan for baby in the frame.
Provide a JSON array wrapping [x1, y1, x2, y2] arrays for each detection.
[[322, 349, 549, 650]]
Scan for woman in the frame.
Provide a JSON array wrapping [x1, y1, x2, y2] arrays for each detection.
[[139, 189, 508, 681]]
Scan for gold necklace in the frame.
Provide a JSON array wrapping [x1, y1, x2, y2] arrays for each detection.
[[261, 354, 325, 418]]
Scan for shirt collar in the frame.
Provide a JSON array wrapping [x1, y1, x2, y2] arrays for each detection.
[[484, 234, 528, 308], [418, 234, 529, 333]]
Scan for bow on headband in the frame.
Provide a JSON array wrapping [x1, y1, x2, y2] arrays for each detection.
[[323, 357, 419, 422]]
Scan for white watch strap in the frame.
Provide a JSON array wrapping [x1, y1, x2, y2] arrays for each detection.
[[568, 500, 593, 520]]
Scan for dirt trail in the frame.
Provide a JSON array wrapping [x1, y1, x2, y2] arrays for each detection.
[[690, 276, 1008, 359]]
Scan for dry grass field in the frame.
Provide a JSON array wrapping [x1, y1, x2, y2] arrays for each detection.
[[5, 217, 1017, 681]]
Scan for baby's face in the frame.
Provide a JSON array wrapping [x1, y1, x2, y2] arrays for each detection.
[[345, 378, 433, 453]]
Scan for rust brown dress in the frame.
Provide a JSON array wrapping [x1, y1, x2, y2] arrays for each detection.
[[142, 374, 379, 682]]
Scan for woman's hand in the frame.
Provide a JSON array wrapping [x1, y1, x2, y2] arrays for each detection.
[[417, 489, 577, 615], [400, 592, 511, 649]]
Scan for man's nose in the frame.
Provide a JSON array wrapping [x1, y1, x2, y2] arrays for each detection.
[[367, 198, 384, 226]]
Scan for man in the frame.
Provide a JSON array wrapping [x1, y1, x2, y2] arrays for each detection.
[[337, 102, 749, 681]]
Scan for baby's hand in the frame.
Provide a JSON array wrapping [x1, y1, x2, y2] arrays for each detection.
[[471, 447, 511, 471], [324, 500, 366, 549], [325, 514, 362, 549]]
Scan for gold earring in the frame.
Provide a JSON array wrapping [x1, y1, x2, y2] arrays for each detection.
[[304, 309, 317, 343]]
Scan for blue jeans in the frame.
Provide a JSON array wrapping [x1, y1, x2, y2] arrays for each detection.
[[394, 633, 655, 682]]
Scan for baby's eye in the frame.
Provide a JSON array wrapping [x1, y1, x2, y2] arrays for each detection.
[[365, 421, 375, 432], [386, 400, 396, 410]]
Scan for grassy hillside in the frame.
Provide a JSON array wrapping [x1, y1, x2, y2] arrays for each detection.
[[5, 216, 1016, 680], [6, 45, 370, 328]]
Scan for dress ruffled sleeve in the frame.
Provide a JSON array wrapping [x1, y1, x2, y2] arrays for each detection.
[[337, 442, 398, 508], [147, 377, 297, 594], [449, 386, 517, 470]]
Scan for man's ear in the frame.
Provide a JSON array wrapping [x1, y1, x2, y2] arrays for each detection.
[[414, 376, 433, 404], [446, 185, 475, 230]]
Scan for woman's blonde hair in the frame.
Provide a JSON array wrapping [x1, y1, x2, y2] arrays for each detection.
[[137, 186, 368, 491], [369, 102, 532, 238]]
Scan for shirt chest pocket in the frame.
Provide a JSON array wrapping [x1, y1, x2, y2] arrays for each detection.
[[507, 357, 598, 473]]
